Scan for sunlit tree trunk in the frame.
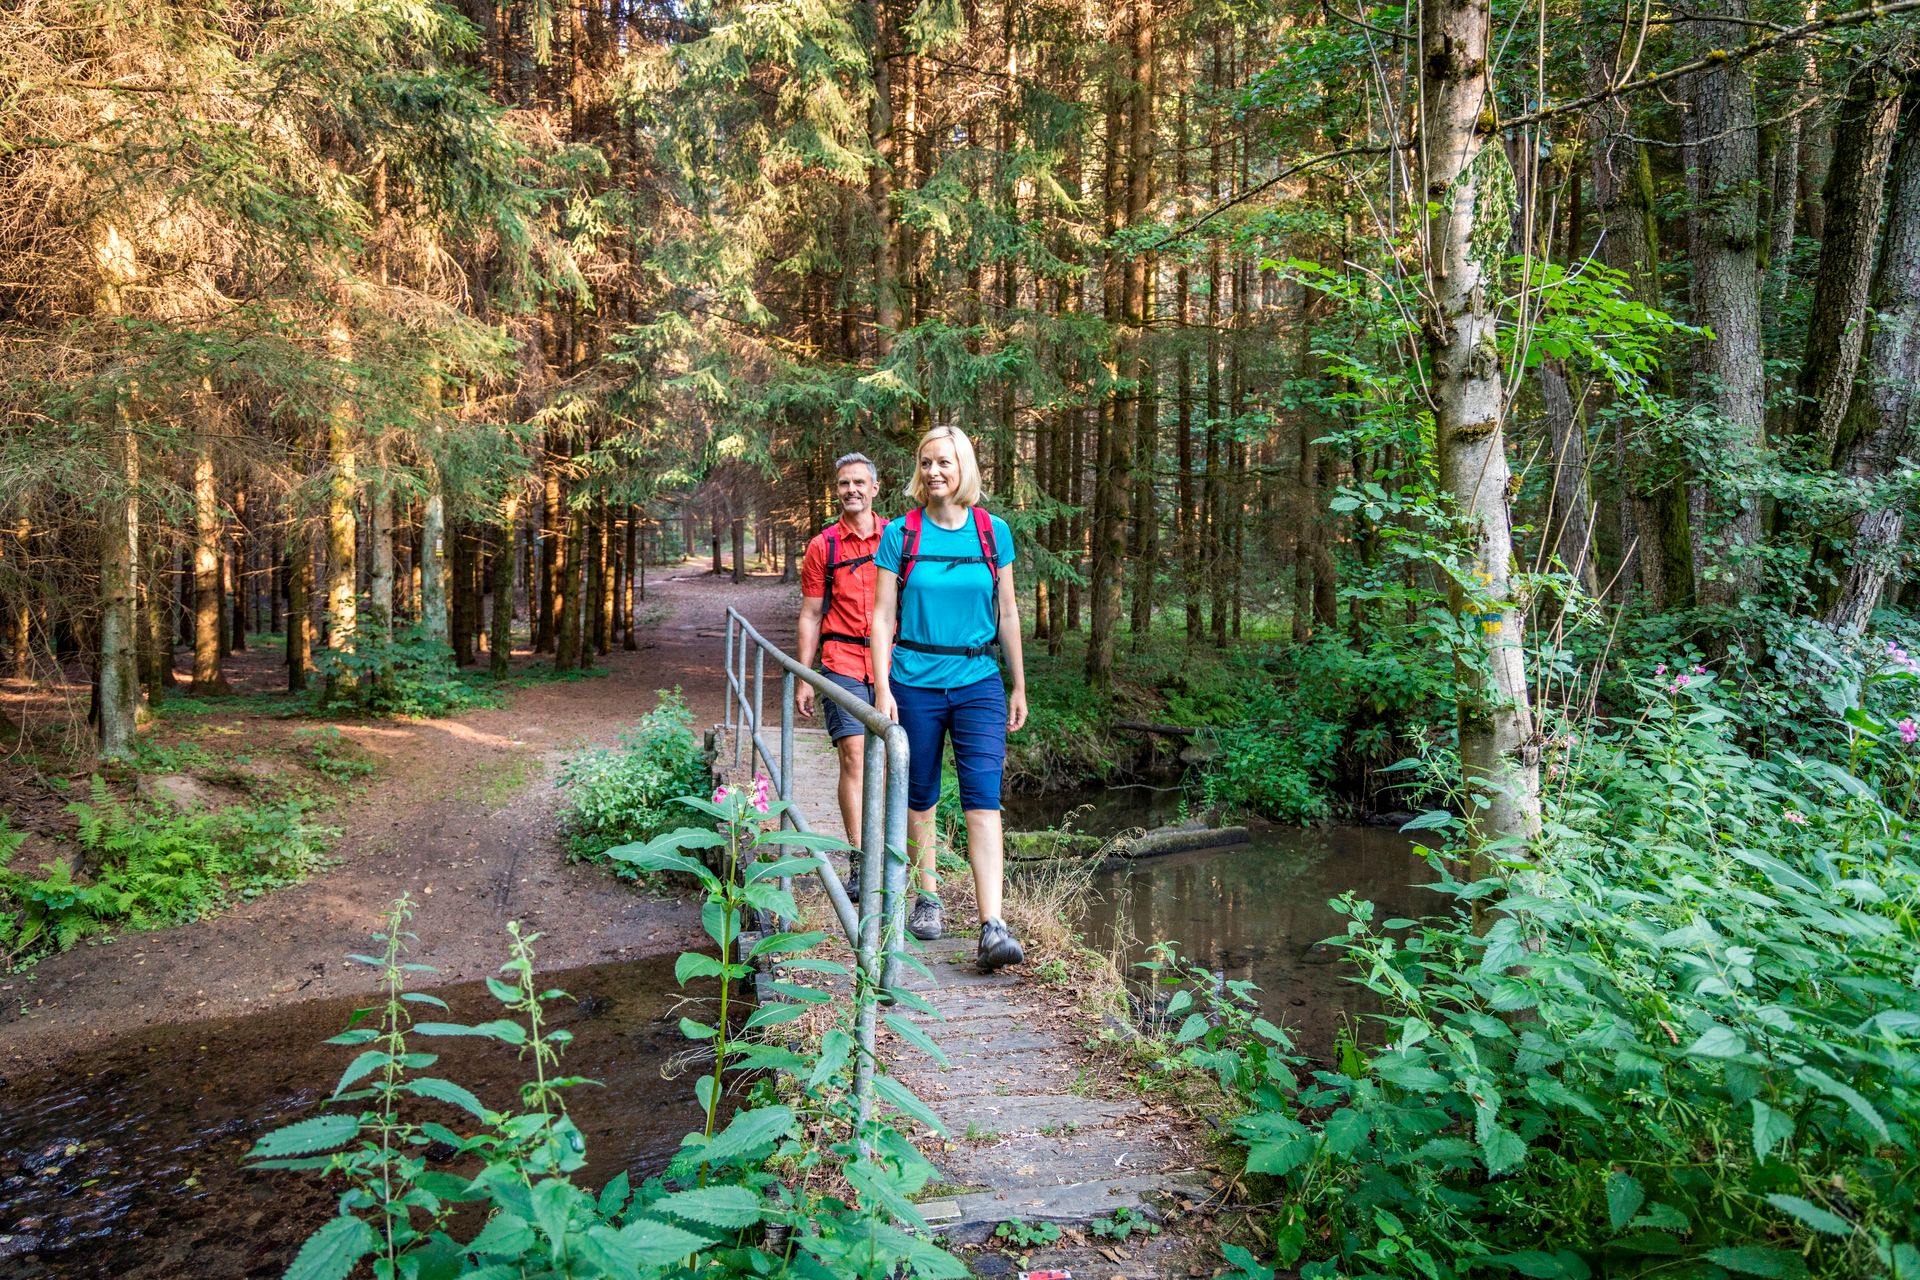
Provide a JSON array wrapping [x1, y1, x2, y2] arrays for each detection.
[[1823, 86, 1920, 631], [1418, 0, 1541, 872], [91, 221, 141, 756], [8, 519, 29, 681], [287, 518, 312, 693], [623, 505, 639, 650], [325, 320, 358, 701], [192, 444, 229, 693], [492, 496, 520, 678]]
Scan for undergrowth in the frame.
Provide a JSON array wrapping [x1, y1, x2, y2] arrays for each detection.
[[557, 690, 709, 867], [0, 777, 339, 967], [1149, 655, 1920, 1279]]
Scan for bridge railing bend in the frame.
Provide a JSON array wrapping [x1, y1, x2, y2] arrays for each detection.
[[722, 606, 911, 1125]]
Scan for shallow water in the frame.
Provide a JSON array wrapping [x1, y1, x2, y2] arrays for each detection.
[[1014, 785, 1442, 1060], [0, 956, 708, 1279]]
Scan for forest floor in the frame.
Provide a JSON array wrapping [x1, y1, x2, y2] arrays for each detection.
[[0, 563, 802, 1074]]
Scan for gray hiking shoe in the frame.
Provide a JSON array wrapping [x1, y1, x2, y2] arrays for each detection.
[[907, 896, 944, 941], [844, 859, 861, 903], [977, 918, 1025, 972]]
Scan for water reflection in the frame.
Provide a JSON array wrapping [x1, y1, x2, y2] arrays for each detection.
[[1072, 825, 1443, 1059]]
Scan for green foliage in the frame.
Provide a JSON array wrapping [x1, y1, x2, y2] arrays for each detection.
[[0, 778, 338, 967], [992, 1218, 1062, 1248], [294, 727, 379, 783], [1090, 1206, 1159, 1241], [1165, 665, 1920, 1279], [557, 691, 710, 866], [313, 622, 500, 720], [1183, 641, 1447, 824], [255, 795, 968, 1280]]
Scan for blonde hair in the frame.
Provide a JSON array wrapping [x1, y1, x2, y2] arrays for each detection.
[[906, 425, 984, 508]]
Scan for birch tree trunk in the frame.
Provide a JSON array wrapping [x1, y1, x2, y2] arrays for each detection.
[[1419, 0, 1541, 871], [93, 223, 141, 756]]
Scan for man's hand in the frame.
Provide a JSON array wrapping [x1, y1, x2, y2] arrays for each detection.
[[1007, 687, 1028, 733], [796, 683, 815, 718], [875, 689, 898, 724]]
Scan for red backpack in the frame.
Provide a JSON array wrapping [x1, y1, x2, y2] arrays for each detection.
[[894, 506, 1003, 659], [819, 518, 889, 648]]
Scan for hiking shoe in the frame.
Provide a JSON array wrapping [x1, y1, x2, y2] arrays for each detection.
[[977, 918, 1025, 972], [844, 859, 861, 903], [907, 896, 944, 941]]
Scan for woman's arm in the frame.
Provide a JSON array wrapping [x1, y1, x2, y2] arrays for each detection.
[[872, 568, 899, 723], [996, 564, 1027, 732]]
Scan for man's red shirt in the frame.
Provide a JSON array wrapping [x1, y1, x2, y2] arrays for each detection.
[[801, 515, 883, 682]]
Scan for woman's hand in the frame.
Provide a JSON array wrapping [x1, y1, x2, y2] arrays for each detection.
[[876, 688, 898, 724], [1007, 686, 1028, 733]]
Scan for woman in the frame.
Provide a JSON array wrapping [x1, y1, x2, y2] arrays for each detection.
[[871, 425, 1029, 972]]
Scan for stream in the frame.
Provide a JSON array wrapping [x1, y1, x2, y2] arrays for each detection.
[[1009, 783, 1442, 1058], [0, 956, 707, 1279]]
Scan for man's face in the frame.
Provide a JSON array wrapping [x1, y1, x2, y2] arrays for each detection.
[[836, 464, 876, 516]]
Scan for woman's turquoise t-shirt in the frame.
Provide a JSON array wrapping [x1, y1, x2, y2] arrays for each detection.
[[876, 508, 1015, 690]]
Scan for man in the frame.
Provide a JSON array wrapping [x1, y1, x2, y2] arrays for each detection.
[[797, 453, 886, 878]]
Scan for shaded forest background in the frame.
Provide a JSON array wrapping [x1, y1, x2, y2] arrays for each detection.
[[2, 0, 1918, 825]]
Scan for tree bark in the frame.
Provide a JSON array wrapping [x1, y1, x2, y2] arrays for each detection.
[[229, 484, 248, 652], [98, 387, 140, 757], [1823, 85, 1920, 631], [1419, 0, 1541, 871], [1539, 360, 1599, 595], [1792, 65, 1901, 458], [191, 444, 228, 693], [1681, 0, 1765, 604], [492, 498, 518, 678], [287, 518, 312, 693]]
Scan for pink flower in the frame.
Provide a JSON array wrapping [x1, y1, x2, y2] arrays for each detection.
[[1669, 673, 1691, 692], [1783, 810, 1807, 826], [1900, 717, 1918, 745], [751, 773, 772, 814], [1692, 665, 1706, 676], [1655, 663, 1667, 677], [712, 785, 731, 805]]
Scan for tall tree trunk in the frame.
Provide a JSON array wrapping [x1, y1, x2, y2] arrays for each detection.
[[141, 533, 169, 704], [556, 510, 588, 671], [1539, 361, 1599, 595], [1682, 0, 1765, 604], [1124, 0, 1157, 645], [98, 386, 139, 758], [229, 484, 248, 652], [1823, 85, 1920, 630], [597, 498, 615, 654], [451, 522, 475, 666], [191, 444, 228, 693], [287, 519, 312, 693], [325, 323, 359, 702], [623, 506, 639, 650], [1420, 0, 1541, 871], [864, 0, 900, 366], [8, 519, 30, 682], [492, 498, 519, 678], [1792, 66, 1902, 458]]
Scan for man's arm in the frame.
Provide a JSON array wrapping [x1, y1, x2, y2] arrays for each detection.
[[796, 594, 824, 717]]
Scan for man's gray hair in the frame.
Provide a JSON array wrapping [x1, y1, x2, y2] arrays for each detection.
[[834, 452, 878, 483]]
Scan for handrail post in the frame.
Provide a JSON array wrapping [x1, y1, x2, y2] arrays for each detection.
[[734, 626, 747, 769], [778, 670, 794, 929], [752, 649, 765, 776], [881, 723, 911, 993], [853, 730, 886, 1136], [723, 613, 736, 740]]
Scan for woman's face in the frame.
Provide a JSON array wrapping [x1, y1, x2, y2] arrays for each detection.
[[918, 439, 960, 500]]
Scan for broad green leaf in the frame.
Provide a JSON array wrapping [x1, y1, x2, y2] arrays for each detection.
[[412, 1020, 528, 1045], [1764, 1193, 1852, 1237], [1322, 1107, 1370, 1156], [1685, 1025, 1747, 1059], [248, 1113, 360, 1161], [749, 930, 827, 958], [884, 1012, 952, 1066], [466, 1212, 534, 1257], [617, 1217, 715, 1267], [1751, 1099, 1795, 1161], [331, 1049, 389, 1098], [1606, 1172, 1644, 1230], [675, 952, 725, 985], [403, 1077, 494, 1121], [1797, 1065, 1889, 1139], [284, 1215, 379, 1280], [874, 1073, 946, 1134], [652, 1184, 762, 1229], [699, 1105, 796, 1166], [1704, 1245, 1808, 1277], [1479, 1124, 1527, 1175]]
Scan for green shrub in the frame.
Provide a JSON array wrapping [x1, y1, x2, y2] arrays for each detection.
[[557, 690, 709, 865], [1167, 664, 1920, 1279], [0, 778, 339, 967], [312, 620, 499, 719]]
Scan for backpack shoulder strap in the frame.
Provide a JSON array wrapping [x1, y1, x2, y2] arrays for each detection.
[[972, 506, 997, 569], [898, 508, 925, 589], [820, 527, 838, 614]]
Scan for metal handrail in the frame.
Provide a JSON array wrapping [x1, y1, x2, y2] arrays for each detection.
[[722, 606, 911, 1126]]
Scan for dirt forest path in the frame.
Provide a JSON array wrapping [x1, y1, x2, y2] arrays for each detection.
[[0, 566, 805, 1074]]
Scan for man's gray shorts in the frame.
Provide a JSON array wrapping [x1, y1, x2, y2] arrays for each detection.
[[820, 670, 875, 742]]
